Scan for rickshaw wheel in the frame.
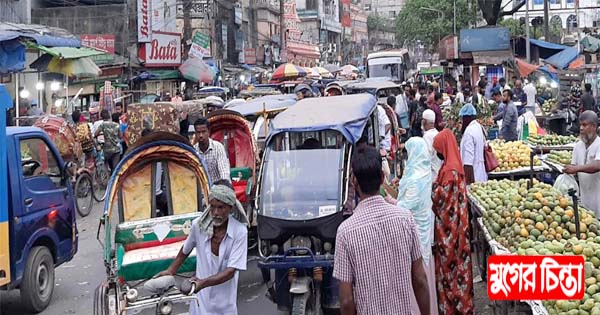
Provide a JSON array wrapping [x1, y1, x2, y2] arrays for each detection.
[[75, 172, 94, 217], [93, 282, 108, 315], [93, 165, 109, 202]]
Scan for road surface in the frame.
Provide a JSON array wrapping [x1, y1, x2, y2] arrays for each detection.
[[0, 201, 493, 315], [0, 202, 281, 315]]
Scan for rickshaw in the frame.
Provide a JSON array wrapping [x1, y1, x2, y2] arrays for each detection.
[[228, 94, 298, 152], [238, 85, 282, 99], [256, 94, 380, 314], [126, 103, 181, 146], [94, 132, 211, 315], [33, 115, 106, 217], [343, 80, 405, 177], [207, 109, 259, 245]]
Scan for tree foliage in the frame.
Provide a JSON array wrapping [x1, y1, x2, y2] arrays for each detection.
[[368, 14, 395, 33], [395, 0, 471, 47], [499, 18, 525, 37]]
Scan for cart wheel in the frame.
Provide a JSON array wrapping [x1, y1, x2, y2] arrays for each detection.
[[93, 282, 108, 315], [93, 165, 109, 202], [75, 173, 94, 217]]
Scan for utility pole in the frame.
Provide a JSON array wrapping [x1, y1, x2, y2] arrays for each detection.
[[453, 0, 456, 35], [183, 0, 192, 56], [525, 0, 530, 62], [280, 0, 285, 63], [543, 0, 549, 40]]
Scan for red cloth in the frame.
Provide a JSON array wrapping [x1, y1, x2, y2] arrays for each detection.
[[433, 129, 465, 185]]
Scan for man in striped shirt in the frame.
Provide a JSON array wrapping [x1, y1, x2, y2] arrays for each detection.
[[333, 146, 431, 315], [193, 117, 231, 184]]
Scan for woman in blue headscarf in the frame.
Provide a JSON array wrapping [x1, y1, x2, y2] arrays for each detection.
[[398, 137, 438, 315]]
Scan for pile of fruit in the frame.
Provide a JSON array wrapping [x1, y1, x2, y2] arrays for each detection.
[[489, 140, 541, 172], [546, 150, 573, 166], [474, 179, 597, 251], [542, 98, 558, 115], [472, 179, 600, 315], [527, 134, 578, 147]]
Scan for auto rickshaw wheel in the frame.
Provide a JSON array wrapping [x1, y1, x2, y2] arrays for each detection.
[[20, 246, 55, 313], [291, 291, 320, 315]]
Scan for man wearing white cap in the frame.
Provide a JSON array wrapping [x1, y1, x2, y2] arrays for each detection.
[[459, 103, 487, 184], [422, 109, 442, 180]]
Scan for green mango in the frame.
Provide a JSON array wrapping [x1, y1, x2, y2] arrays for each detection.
[[588, 284, 599, 295]]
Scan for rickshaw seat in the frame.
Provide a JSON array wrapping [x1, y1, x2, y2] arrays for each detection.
[[114, 213, 201, 281], [231, 167, 252, 180]]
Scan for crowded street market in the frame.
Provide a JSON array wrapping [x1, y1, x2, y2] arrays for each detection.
[[2, 0, 600, 314]]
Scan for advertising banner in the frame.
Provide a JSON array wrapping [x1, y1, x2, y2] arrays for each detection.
[[139, 31, 182, 67]]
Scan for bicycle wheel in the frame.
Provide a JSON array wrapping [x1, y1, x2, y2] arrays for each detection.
[[93, 164, 109, 202], [75, 173, 94, 217]]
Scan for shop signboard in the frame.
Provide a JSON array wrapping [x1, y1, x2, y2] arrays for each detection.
[[189, 32, 211, 59], [81, 34, 116, 55], [244, 48, 256, 64], [460, 27, 510, 52], [139, 31, 182, 67], [222, 23, 228, 58], [138, 0, 152, 42]]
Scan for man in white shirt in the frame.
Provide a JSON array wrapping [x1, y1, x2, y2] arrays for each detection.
[[459, 103, 488, 184], [377, 105, 391, 152], [523, 80, 537, 109], [421, 109, 442, 180], [565, 111, 600, 215], [157, 184, 247, 315], [395, 90, 409, 129]]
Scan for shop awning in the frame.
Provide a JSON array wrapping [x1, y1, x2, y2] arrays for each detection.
[[471, 50, 513, 65], [131, 69, 181, 81], [545, 46, 579, 69], [0, 22, 80, 47], [27, 44, 104, 59], [286, 41, 320, 59]]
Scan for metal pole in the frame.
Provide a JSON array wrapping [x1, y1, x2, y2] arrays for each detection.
[[280, 0, 285, 62], [453, 0, 456, 35], [525, 0, 530, 63], [543, 0, 549, 40], [15, 74, 19, 127]]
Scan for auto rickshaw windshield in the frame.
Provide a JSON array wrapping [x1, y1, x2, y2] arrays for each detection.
[[259, 130, 345, 220]]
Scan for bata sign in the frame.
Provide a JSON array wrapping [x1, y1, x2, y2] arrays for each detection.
[[138, 0, 151, 42], [139, 32, 181, 67]]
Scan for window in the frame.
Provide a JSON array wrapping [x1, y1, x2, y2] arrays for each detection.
[[389, 11, 396, 17], [567, 14, 578, 30], [20, 138, 62, 187]]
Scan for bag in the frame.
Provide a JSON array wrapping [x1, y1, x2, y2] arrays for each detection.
[[484, 145, 499, 172], [76, 123, 94, 152], [481, 127, 499, 172], [553, 174, 579, 196]]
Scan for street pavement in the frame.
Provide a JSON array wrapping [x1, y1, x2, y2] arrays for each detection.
[[0, 202, 281, 315], [0, 201, 493, 315]]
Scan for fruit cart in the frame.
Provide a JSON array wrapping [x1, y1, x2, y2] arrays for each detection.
[[487, 140, 552, 181], [468, 178, 600, 315]]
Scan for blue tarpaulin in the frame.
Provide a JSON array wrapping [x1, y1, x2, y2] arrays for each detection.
[[545, 46, 579, 69], [538, 65, 559, 82], [529, 39, 568, 51], [269, 94, 377, 144], [0, 30, 80, 47], [0, 40, 25, 73]]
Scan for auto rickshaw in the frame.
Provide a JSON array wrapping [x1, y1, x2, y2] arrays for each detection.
[[193, 86, 229, 101], [94, 132, 211, 315], [256, 94, 380, 314], [227, 94, 297, 152], [343, 80, 405, 177]]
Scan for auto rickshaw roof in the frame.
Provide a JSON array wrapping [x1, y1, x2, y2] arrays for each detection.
[[269, 94, 377, 144], [229, 94, 297, 116], [7, 126, 40, 135]]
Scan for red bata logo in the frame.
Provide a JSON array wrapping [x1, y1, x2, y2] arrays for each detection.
[[488, 255, 585, 300]]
